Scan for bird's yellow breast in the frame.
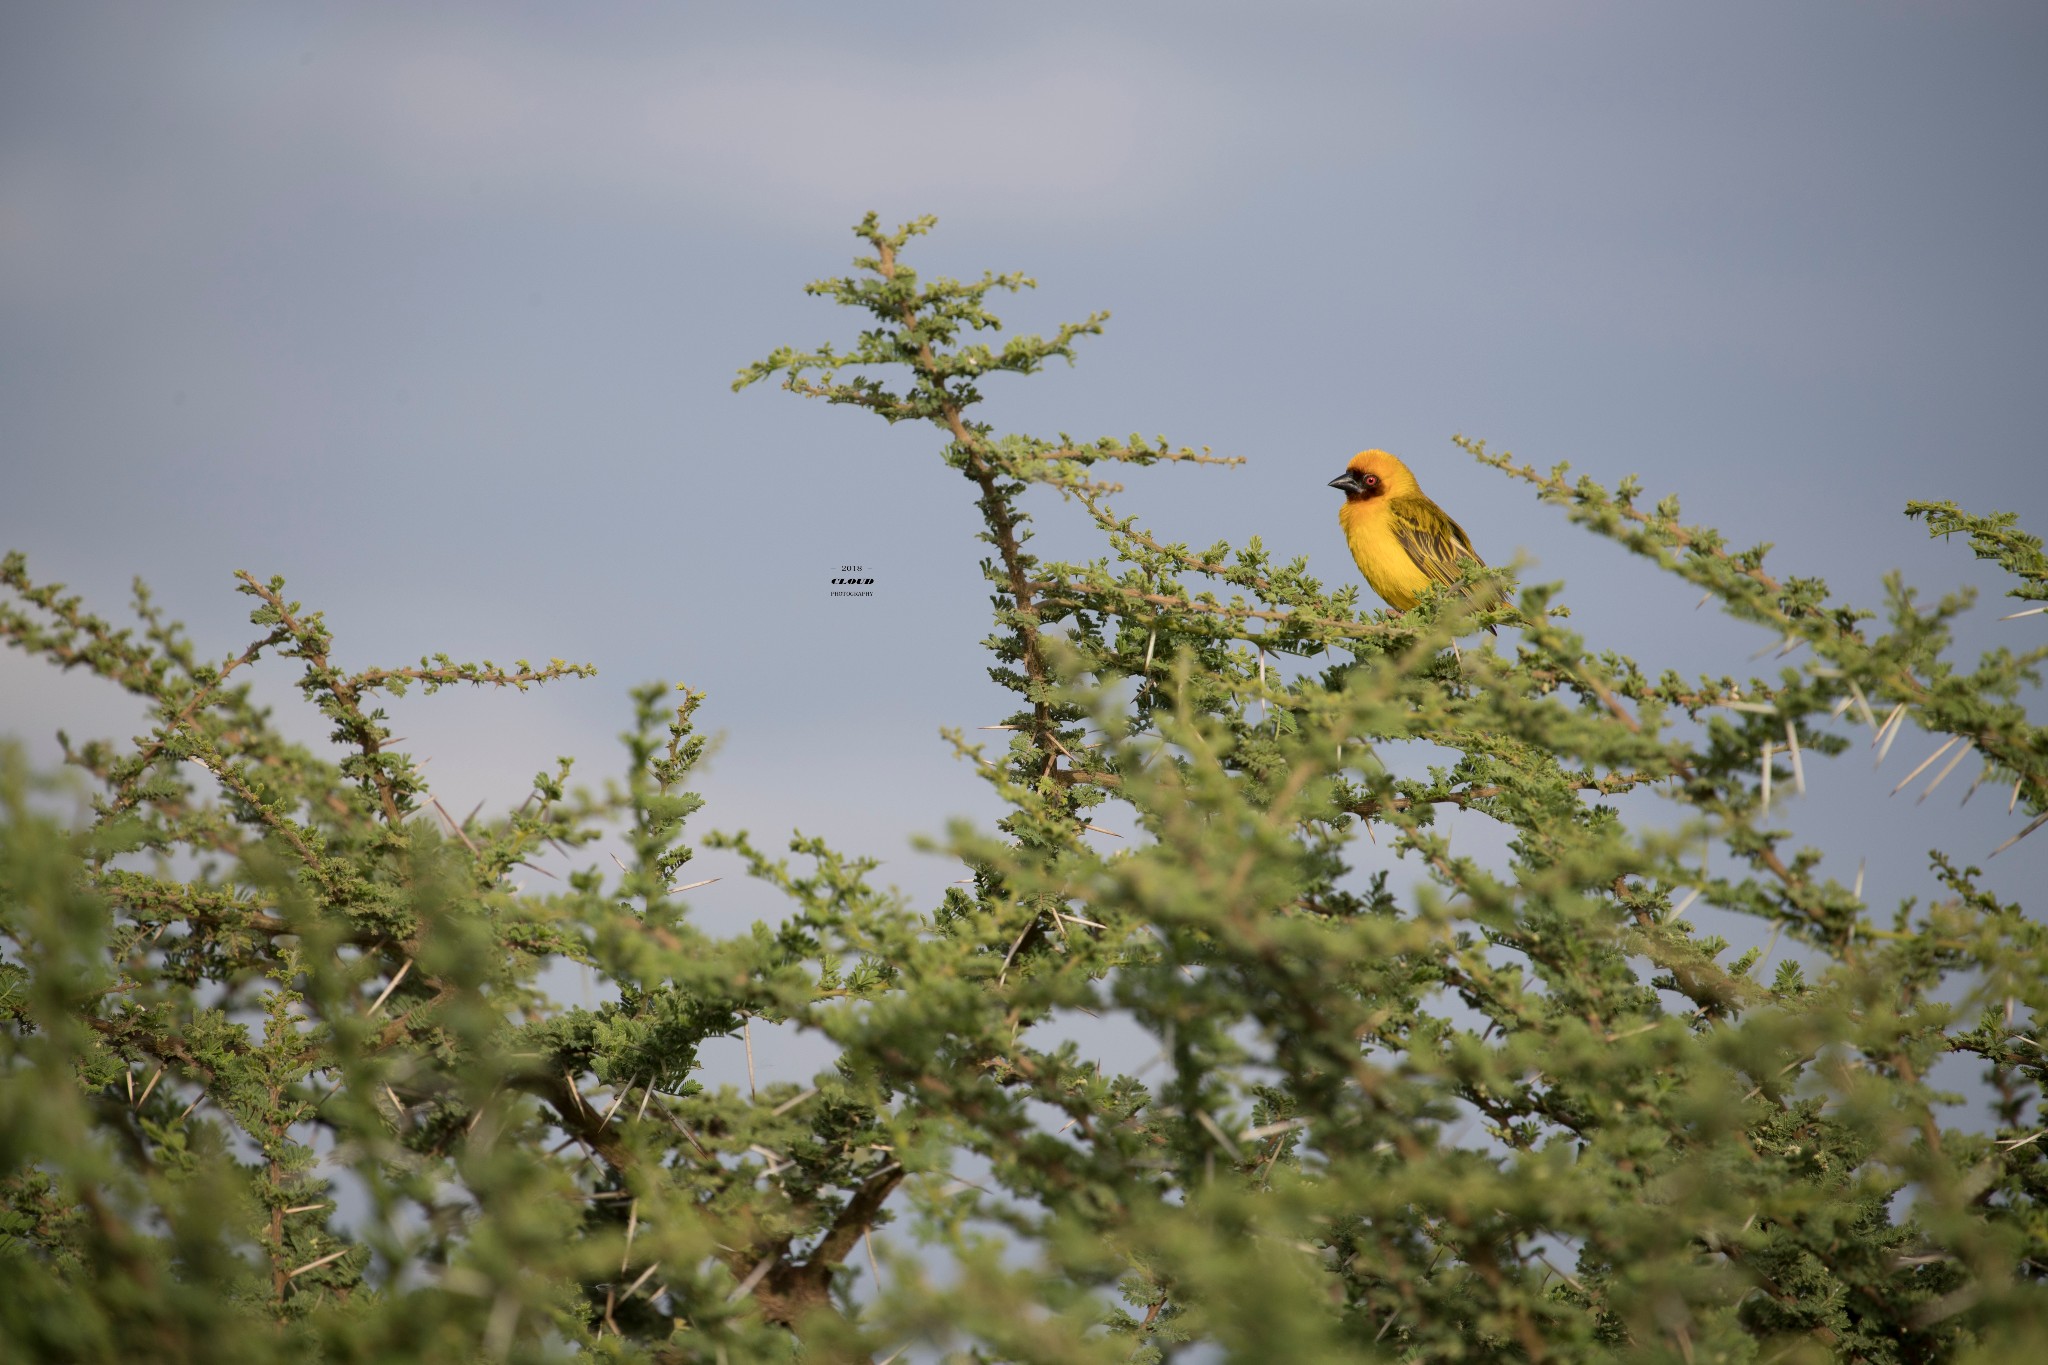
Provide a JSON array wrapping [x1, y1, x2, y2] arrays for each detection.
[[1340, 497, 1433, 612]]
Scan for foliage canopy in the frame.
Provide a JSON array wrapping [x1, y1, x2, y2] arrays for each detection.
[[4, 215, 2047, 1363]]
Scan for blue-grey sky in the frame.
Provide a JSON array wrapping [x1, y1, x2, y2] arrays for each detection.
[[4, 0, 2045, 942]]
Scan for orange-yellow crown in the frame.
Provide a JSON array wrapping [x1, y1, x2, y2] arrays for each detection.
[[1342, 449, 1422, 497]]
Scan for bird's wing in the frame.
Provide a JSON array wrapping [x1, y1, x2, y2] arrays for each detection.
[[1388, 497, 1482, 589]]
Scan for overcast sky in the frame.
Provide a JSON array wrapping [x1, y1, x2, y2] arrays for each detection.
[[4, 1, 2045, 958]]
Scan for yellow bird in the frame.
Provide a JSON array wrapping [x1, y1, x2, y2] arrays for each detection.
[[1328, 449, 1493, 625]]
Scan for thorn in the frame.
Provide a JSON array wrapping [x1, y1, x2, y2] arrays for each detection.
[[134, 1066, 165, 1110], [364, 959, 413, 1016], [430, 796, 481, 856], [1760, 741, 1773, 812], [1241, 1117, 1309, 1142], [597, 1076, 639, 1130], [2012, 777, 2025, 816], [621, 1262, 660, 1301], [286, 1248, 351, 1280], [1846, 679, 1876, 731], [997, 918, 1035, 985], [1990, 810, 2048, 858], [770, 1087, 818, 1117], [1853, 859, 1865, 902], [1961, 764, 1993, 807], [1872, 705, 1907, 766], [1194, 1109, 1244, 1161], [726, 1253, 778, 1303], [1784, 721, 1805, 795], [1999, 605, 2047, 620], [1890, 736, 1960, 797], [1918, 740, 1972, 803], [1750, 633, 1796, 660], [670, 876, 720, 893], [1666, 887, 1702, 922]]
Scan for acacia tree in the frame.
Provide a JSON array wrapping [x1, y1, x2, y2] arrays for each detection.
[[3, 215, 2046, 1364]]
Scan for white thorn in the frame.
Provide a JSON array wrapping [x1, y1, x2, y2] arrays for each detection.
[[1890, 736, 1960, 797]]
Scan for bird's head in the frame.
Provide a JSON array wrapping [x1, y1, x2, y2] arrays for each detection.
[[1327, 449, 1419, 501]]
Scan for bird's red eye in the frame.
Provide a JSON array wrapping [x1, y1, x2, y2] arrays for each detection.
[[1363, 475, 1379, 488]]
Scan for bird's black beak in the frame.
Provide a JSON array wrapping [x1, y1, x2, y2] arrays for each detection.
[[1328, 471, 1362, 494]]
